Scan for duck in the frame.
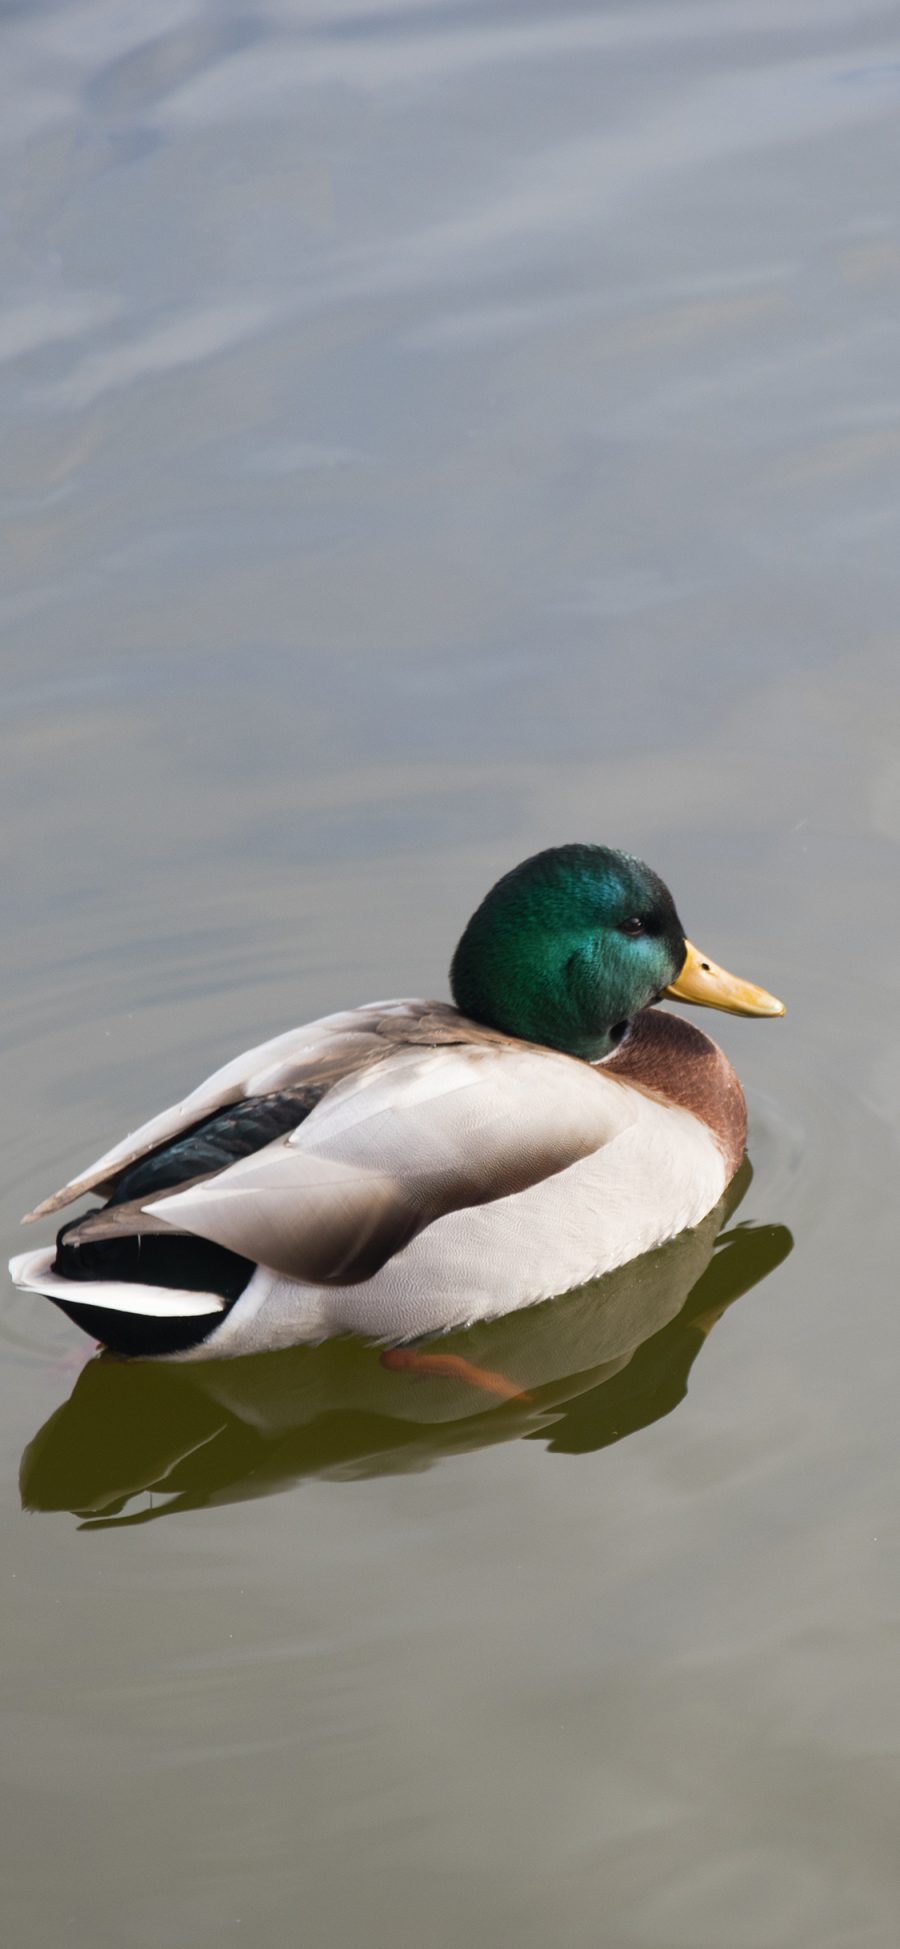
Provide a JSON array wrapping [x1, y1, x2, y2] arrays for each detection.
[[9, 843, 783, 1361]]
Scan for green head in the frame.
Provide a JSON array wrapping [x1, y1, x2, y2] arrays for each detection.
[[450, 844, 687, 1060]]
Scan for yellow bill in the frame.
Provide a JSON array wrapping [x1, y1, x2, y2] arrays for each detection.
[[665, 940, 785, 1018]]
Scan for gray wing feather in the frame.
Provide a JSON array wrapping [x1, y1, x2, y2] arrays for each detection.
[[148, 1044, 633, 1285], [23, 1001, 433, 1222]]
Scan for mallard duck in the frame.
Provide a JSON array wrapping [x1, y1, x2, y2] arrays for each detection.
[[9, 844, 783, 1360]]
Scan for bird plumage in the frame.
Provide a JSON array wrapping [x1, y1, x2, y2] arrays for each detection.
[[9, 846, 782, 1358]]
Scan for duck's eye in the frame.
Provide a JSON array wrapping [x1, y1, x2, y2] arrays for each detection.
[[619, 917, 644, 937]]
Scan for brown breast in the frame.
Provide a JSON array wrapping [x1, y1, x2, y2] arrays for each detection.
[[603, 1007, 747, 1178]]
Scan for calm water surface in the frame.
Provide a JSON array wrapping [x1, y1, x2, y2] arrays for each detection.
[[4, 3, 900, 1944]]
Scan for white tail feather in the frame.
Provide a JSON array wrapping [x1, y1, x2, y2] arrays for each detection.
[[8, 1249, 225, 1319]]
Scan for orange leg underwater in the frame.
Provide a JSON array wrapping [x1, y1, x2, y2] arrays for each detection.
[[380, 1346, 531, 1404]]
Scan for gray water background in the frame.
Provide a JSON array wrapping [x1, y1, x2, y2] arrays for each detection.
[[3, 2, 900, 1944]]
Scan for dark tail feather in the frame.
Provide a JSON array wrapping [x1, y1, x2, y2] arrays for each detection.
[[54, 1214, 255, 1302], [45, 1292, 224, 1359]]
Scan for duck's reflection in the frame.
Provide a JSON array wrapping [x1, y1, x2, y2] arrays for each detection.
[[21, 1164, 791, 1526]]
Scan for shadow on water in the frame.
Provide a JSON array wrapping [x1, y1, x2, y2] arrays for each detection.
[[20, 1163, 791, 1527]]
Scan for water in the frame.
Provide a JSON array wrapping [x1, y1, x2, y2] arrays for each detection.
[[4, 2, 900, 1943]]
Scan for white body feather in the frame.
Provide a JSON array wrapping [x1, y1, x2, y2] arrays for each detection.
[[199, 1089, 726, 1355]]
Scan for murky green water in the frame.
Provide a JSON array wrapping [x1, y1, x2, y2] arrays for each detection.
[[4, 3, 900, 1943]]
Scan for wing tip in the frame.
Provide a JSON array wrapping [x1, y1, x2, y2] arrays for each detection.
[[21, 1197, 62, 1224], [23, 1170, 118, 1225]]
